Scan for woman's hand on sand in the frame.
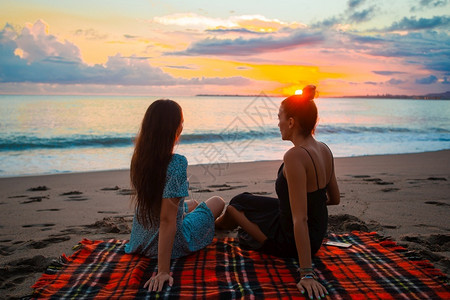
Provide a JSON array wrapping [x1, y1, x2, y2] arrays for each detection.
[[144, 272, 173, 292], [297, 278, 327, 299]]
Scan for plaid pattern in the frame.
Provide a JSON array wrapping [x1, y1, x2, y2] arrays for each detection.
[[31, 232, 450, 299]]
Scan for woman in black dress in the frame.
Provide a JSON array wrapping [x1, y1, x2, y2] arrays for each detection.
[[216, 85, 340, 300]]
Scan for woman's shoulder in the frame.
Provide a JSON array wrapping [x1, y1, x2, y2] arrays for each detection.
[[172, 153, 187, 162], [283, 147, 308, 166], [168, 153, 188, 170]]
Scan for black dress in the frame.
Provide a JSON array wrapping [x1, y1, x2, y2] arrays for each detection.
[[229, 147, 329, 257]]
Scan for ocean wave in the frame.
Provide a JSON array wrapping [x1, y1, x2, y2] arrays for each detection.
[[1, 125, 448, 152], [0, 135, 134, 152], [316, 125, 450, 134]]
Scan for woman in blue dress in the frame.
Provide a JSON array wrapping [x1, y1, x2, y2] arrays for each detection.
[[216, 85, 340, 300], [125, 99, 225, 292]]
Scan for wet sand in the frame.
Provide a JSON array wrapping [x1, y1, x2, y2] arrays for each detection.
[[0, 150, 449, 299]]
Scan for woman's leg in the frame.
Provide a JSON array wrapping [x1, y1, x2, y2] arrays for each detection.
[[184, 199, 199, 213], [204, 196, 225, 219], [215, 205, 238, 229], [216, 205, 267, 244]]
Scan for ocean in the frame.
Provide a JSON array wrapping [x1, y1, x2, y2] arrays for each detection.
[[1, 94, 449, 178]]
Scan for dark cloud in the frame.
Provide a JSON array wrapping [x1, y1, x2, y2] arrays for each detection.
[[361, 30, 450, 75], [348, 0, 366, 9], [387, 78, 404, 85], [348, 7, 376, 23], [167, 29, 324, 56], [373, 71, 405, 75], [351, 34, 385, 44], [442, 77, 450, 84], [420, 0, 448, 6], [415, 75, 438, 84], [411, 0, 449, 11], [364, 81, 378, 85], [205, 28, 267, 34], [425, 59, 450, 72], [311, 17, 342, 28], [386, 16, 450, 31]]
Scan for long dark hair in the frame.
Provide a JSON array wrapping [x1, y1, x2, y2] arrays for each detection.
[[281, 85, 318, 136], [130, 99, 183, 228]]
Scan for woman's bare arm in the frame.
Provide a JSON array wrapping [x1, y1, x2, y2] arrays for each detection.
[[284, 149, 327, 299], [326, 168, 340, 205], [284, 150, 312, 269], [144, 197, 179, 292]]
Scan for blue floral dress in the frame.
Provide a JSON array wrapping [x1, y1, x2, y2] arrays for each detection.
[[125, 154, 215, 258]]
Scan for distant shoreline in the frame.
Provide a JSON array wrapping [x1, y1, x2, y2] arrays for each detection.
[[197, 91, 450, 100]]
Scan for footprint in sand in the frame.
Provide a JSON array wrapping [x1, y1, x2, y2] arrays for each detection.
[[427, 177, 447, 181], [60, 191, 83, 196], [21, 196, 49, 204], [28, 236, 71, 249], [117, 189, 134, 195], [22, 223, 55, 228], [0, 255, 54, 290], [0, 243, 13, 256], [424, 201, 450, 207], [193, 189, 213, 193], [98, 211, 120, 214], [401, 234, 450, 251], [208, 184, 230, 188], [381, 188, 400, 192], [7, 195, 28, 199], [363, 178, 394, 185], [85, 217, 131, 234], [64, 195, 89, 201], [101, 186, 120, 191], [352, 175, 371, 178], [218, 185, 247, 191], [382, 224, 398, 229], [27, 186, 50, 191], [37, 208, 61, 212], [206, 184, 248, 191]]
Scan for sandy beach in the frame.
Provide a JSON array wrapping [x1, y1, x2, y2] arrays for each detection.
[[1, 150, 449, 299]]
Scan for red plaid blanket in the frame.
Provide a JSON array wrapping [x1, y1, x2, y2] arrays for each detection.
[[32, 232, 449, 299]]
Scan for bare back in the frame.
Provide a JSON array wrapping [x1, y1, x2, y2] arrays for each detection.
[[283, 139, 333, 193]]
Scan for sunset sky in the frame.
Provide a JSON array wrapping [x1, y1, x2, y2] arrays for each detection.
[[0, 0, 449, 96]]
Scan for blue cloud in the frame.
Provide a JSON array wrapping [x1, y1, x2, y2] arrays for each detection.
[[386, 16, 450, 31], [387, 78, 404, 85], [311, 17, 342, 29], [348, 7, 376, 23], [373, 71, 405, 75], [205, 28, 267, 34], [416, 75, 438, 84], [167, 30, 324, 56], [351, 34, 384, 44], [348, 0, 366, 9], [411, 0, 448, 11]]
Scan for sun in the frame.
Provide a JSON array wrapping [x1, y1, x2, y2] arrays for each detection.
[[294, 89, 303, 95]]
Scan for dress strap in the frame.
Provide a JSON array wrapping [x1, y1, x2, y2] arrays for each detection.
[[299, 146, 320, 190]]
